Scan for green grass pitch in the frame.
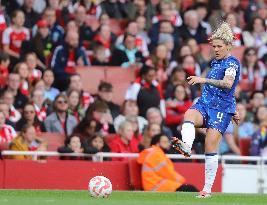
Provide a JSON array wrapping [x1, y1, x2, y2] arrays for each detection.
[[0, 190, 266, 205]]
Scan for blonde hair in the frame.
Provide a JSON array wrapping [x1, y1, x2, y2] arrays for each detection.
[[209, 22, 234, 45]]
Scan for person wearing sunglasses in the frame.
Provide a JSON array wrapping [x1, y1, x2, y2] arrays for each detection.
[[44, 93, 77, 137]]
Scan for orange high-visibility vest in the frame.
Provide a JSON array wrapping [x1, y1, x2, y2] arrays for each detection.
[[137, 146, 185, 192]]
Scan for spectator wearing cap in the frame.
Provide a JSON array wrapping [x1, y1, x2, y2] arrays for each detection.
[[51, 31, 90, 91], [20, 0, 41, 28], [178, 10, 208, 44], [32, 7, 64, 47], [95, 82, 120, 120], [111, 33, 144, 68], [21, 19, 52, 70]]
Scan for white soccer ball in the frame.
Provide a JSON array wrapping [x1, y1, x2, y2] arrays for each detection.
[[88, 176, 112, 198]]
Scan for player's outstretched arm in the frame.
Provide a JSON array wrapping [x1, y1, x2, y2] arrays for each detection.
[[187, 75, 234, 89]]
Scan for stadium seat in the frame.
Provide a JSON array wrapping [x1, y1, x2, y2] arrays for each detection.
[[76, 66, 106, 95], [37, 132, 65, 151], [182, 0, 194, 10], [105, 67, 136, 105], [86, 16, 100, 31], [232, 46, 245, 61], [239, 138, 252, 156], [109, 19, 128, 36], [128, 158, 142, 190], [0, 142, 9, 151]]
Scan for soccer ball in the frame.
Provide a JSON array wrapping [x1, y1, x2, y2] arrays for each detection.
[[88, 176, 112, 198]]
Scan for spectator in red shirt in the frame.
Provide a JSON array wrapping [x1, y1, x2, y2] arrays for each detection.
[[109, 121, 138, 161], [166, 84, 192, 135], [2, 10, 30, 67]]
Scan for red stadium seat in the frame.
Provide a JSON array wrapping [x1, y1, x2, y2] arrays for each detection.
[[76, 66, 106, 95], [0, 142, 9, 151], [109, 19, 127, 36], [239, 138, 252, 156], [105, 67, 136, 105], [182, 0, 194, 10], [128, 158, 142, 190], [37, 132, 65, 151]]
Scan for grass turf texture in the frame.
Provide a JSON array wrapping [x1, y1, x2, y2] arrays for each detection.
[[0, 190, 266, 205]]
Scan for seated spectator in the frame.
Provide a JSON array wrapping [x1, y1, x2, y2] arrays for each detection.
[[34, 7, 64, 47], [10, 124, 47, 160], [146, 44, 169, 85], [84, 100, 115, 135], [0, 111, 16, 144], [242, 17, 267, 53], [31, 88, 52, 122], [241, 47, 266, 91], [194, 3, 212, 36], [138, 122, 161, 151], [24, 53, 42, 83], [136, 15, 150, 46], [151, 0, 182, 27], [165, 84, 192, 135], [208, 0, 233, 31], [109, 121, 138, 161], [83, 132, 110, 157], [0, 52, 10, 88], [21, 19, 52, 69], [178, 10, 208, 44], [146, 107, 173, 138], [74, 5, 94, 45], [44, 94, 78, 137], [250, 121, 267, 156], [165, 68, 187, 99], [51, 31, 90, 91], [125, 115, 143, 150], [254, 105, 267, 130], [1, 90, 21, 123], [1, 73, 28, 110], [0, 101, 15, 129], [116, 20, 149, 57], [111, 33, 144, 68], [186, 38, 208, 72], [42, 69, 60, 101], [95, 82, 120, 120], [58, 134, 84, 160], [98, 0, 133, 19], [137, 133, 198, 192], [91, 44, 110, 66], [2, 10, 30, 67], [157, 33, 175, 62], [16, 103, 46, 133], [92, 24, 116, 61], [74, 118, 102, 141], [246, 91, 265, 122], [125, 65, 165, 118], [13, 62, 30, 96], [67, 89, 85, 123], [69, 73, 94, 110], [20, 0, 41, 28], [114, 100, 147, 133], [225, 12, 243, 47]]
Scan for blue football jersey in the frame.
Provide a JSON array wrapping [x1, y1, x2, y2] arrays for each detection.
[[198, 56, 241, 114]]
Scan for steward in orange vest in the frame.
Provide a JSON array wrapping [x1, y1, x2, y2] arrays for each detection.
[[137, 133, 185, 192]]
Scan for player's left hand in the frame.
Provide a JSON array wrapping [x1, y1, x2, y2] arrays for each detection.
[[187, 76, 206, 85], [232, 112, 240, 125]]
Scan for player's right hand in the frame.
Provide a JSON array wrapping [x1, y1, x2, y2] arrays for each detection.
[[232, 112, 240, 125]]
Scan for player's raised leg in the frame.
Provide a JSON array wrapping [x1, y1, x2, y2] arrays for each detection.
[[172, 109, 204, 157], [197, 128, 221, 198]]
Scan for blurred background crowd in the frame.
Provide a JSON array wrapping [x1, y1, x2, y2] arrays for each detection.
[[0, 0, 267, 161]]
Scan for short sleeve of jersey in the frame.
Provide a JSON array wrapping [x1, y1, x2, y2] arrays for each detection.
[[2, 27, 11, 45], [224, 59, 239, 78]]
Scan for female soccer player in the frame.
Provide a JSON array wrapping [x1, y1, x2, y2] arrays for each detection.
[[172, 22, 241, 198]]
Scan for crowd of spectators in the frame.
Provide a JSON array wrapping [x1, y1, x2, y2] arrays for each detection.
[[0, 0, 267, 161]]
